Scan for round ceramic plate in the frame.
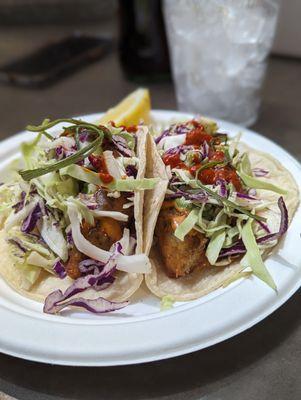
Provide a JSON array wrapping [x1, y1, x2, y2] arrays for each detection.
[[0, 110, 300, 366]]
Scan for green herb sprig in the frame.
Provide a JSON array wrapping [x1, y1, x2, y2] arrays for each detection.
[[20, 119, 110, 181], [193, 179, 266, 222]]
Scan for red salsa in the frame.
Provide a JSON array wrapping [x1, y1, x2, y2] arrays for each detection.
[[162, 152, 186, 169], [162, 120, 243, 191], [109, 120, 137, 133], [190, 164, 242, 191], [209, 150, 225, 162], [88, 154, 114, 184], [185, 127, 213, 146]]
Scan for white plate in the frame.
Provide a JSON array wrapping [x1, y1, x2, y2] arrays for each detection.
[[0, 110, 300, 366]]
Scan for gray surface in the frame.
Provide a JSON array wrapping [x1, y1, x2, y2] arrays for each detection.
[[0, 25, 300, 400]]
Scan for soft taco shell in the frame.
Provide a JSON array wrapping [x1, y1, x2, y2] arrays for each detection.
[[0, 126, 149, 303], [144, 139, 299, 301], [143, 132, 169, 255]]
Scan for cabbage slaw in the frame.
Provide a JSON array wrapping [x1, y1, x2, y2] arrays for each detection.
[[156, 117, 289, 290], [1, 118, 156, 314]]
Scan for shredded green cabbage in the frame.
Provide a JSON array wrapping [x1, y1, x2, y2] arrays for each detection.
[[66, 198, 94, 225], [241, 218, 276, 289], [8, 229, 53, 257], [114, 178, 159, 191], [160, 295, 175, 311], [16, 263, 41, 287], [21, 133, 42, 169], [55, 178, 78, 196], [61, 165, 159, 192], [39, 215, 68, 261], [174, 209, 198, 241], [224, 226, 240, 246], [175, 197, 193, 210], [26, 251, 56, 274], [238, 170, 287, 195], [174, 169, 192, 184], [60, 165, 104, 186], [240, 153, 252, 175], [206, 229, 226, 264], [116, 131, 136, 150]]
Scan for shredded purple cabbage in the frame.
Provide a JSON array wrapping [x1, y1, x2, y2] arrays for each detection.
[[44, 269, 114, 313], [169, 176, 181, 187], [55, 145, 77, 160], [79, 128, 96, 143], [79, 130, 89, 142], [185, 191, 208, 203], [216, 179, 227, 198], [174, 124, 190, 135], [252, 168, 269, 177], [202, 141, 210, 158], [114, 241, 123, 254], [44, 244, 124, 314], [219, 197, 288, 258], [236, 192, 257, 200], [79, 193, 99, 210], [44, 270, 119, 314], [78, 258, 105, 275], [125, 165, 138, 178], [111, 135, 132, 157], [66, 231, 73, 244], [65, 148, 77, 157], [44, 290, 128, 315], [21, 203, 42, 233], [55, 146, 63, 159], [163, 146, 180, 157], [155, 128, 170, 144], [182, 145, 196, 154], [257, 197, 288, 244], [155, 123, 191, 145], [166, 188, 207, 203], [165, 192, 184, 200], [53, 260, 67, 279], [257, 220, 271, 234], [66, 228, 73, 245], [218, 243, 246, 258], [163, 144, 195, 159], [93, 275, 116, 291]]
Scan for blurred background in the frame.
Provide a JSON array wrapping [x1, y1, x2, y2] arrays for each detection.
[[0, 0, 300, 156]]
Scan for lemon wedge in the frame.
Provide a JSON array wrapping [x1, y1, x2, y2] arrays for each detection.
[[98, 88, 151, 126]]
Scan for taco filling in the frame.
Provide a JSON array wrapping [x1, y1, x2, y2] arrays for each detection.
[[0, 118, 158, 314], [147, 117, 296, 294]]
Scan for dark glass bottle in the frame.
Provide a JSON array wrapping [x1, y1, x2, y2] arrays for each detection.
[[118, 0, 171, 82]]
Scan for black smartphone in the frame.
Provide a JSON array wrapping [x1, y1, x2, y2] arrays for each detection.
[[0, 34, 112, 87]]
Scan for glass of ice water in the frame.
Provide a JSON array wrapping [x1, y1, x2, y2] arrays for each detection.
[[164, 0, 280, 126]]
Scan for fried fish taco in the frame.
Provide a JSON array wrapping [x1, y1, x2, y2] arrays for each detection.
[[0, 118, 158, 314], [144, 118, 299, 301]]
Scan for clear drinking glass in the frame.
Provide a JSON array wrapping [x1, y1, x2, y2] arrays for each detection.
[[163, 0, 280, 126]]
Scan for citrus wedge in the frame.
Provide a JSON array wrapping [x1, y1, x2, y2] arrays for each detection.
[[98, 88, 151, 126]]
